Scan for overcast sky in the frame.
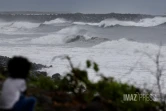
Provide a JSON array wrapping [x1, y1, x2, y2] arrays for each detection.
[[0, 0, 166, 15]]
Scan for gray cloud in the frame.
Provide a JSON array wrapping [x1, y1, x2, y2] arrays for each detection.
[[0, 0, 166, 14]]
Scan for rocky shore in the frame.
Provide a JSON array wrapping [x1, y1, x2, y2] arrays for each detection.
[[0, 55, 49, 75]]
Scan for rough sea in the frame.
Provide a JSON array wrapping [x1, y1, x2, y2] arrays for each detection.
[[1, 13, 166, 92]]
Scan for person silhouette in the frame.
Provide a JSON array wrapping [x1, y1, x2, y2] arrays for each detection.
[[0, 56, 36, 111]]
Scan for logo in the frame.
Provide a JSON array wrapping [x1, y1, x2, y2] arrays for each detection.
[[122, 93, 157, 102]]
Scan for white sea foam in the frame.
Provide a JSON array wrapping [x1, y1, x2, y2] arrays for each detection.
[[99, 17, 166, 27], [0, 37, 29, 44], [10, 22, 40, 29], [73, 17, 166, 27], [73, 22, 98, 26], [1, 39, 166, 92], [43, 18, 69, 24], [31, 26, 91, 44], [0, 21, 40, 34], [2, 15, 166, 93], [0, 21, 39, 29]]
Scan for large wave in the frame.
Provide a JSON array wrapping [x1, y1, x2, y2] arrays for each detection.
[[30, 26, 108, 45], [10, 22, 40, 29], [73, 22, 98, 26], [74, 17, 166, 28], [92, 38, 157, 49], [31, 26, 90, 44], [99, 17, 166, 27], [43, 18, 70, 25], [0, 21, 40, 33]]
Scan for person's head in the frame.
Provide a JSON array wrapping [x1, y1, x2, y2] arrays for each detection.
[[7, 56, 31, 79]]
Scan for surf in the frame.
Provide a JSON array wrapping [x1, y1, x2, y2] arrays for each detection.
[[73, 17, 166, 28]]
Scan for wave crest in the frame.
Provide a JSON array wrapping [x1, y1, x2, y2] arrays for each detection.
[[31, 26, 87, 44], [43, 18, 69, 25], [0, 21, 39, 30], [0, 21, 40, 34], [30, 26, 108, 45], [73, 17, 166, 27], [11, 22, 40, 29], [99, 17, 166, 27]]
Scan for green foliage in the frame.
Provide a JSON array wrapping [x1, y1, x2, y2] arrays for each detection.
[[86, 60, 99, 72], [93, 62, 99, 72], [86, 60, 91, 68], [0, 58, 162, 111], [28, 75, 56, 91], [94, 77, 157, 111], [48, 58, 159, 110]]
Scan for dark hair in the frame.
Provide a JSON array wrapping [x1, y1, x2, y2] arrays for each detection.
[[7, 56, 31, 79]]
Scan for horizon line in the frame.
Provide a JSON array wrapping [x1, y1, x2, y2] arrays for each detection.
[[0, 11, 157, 15]]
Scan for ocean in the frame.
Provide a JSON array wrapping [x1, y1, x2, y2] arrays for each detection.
[[1, 13, 166, 91]]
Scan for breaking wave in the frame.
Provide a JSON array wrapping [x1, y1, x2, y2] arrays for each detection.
[[0, 21, 40, 33], [43, 18, 70, 25], [73, 17, 166, 28], [10, 22, 40, 29], [92, 38, 159, 53], [99, 17, 166, 27], [31, 26, 108, 45], [31, 26, 88, 44], [73, 22, 98, 26]]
